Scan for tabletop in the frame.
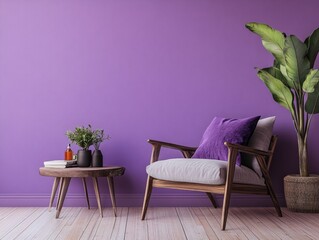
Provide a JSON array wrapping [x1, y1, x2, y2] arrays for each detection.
[[39, 166, 125, 178]]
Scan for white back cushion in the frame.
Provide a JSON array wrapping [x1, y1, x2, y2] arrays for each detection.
[[242, 116, 275, 177]]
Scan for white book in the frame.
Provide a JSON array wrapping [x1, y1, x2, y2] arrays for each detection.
[[44, 160, 77, 168], [43, 165, 68, 168]]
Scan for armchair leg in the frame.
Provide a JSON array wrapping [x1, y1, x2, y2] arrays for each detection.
[[221, 192, 232, 230], [221, 149, 237, 230], [268, 185, 282, 217], [206, 192, 217, 208], [141, 176, 153, 220], [256, 156, 282, 217]]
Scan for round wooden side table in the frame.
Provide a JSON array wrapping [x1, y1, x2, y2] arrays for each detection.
[[39, 166, 125, 218]]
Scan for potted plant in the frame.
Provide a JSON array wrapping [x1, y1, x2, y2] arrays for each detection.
[[92, 129, 110, 167], [246, 22, 319, 212], [66, 125, 95, 167]]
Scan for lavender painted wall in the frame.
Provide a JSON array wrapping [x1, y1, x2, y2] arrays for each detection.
[[1, 0, 319, 207]]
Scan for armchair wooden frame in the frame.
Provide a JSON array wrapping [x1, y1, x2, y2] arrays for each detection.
[[141, 136, 282, 230]]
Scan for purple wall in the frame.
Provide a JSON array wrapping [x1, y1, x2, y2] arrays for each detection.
[[1, 0, 319, 207]]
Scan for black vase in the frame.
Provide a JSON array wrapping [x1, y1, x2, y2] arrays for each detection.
[[92, 150, 103, 167], [77, 150, 92, 167]]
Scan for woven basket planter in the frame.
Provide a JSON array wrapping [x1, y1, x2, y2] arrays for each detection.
[[284, 174, 319, 213]]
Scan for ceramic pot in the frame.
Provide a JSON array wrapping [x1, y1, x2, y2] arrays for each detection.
[[92, 150, 103, 167], [77, 150, 92, 167], [284, 174, 319, 213]]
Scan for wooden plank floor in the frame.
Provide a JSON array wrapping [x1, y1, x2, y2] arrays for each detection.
[[0, 207, 318, 240]]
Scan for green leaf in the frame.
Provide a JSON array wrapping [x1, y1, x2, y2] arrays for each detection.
[[284, 35, 310, 89], [305, 28, 319, 68], [246, 22, 285, 65], [306, 84, 319, 114], [305, 70, 319, 114], [303, 69, 319, 93], [273, 59, 281, 68], [257, 69, 294, 112], [263, 66, 290, 87], [279, 65, 291, 86]]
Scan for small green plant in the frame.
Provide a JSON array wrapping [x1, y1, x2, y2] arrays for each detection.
[[92, 129, 110, 150], [66, 125, 95, 150]]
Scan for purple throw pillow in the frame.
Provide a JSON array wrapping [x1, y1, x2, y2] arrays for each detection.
[[192, 116, 260, 165]]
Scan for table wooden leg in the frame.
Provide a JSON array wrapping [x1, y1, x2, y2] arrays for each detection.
[[82, 178, 90, 209], [56, 177, 71, 219], [56, 177, 64, 210], [49, 177, 60, 210], [107, 176, 117, 217], [92, 177, 103, 217]]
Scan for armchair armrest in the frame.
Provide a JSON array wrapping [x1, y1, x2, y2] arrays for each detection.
[[224, 142, 272, 157], [224, 141, 274, 180], [147, 139, 197, 152], [147, 139, 197, 162]]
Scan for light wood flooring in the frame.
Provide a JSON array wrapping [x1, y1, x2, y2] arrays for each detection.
[[0, 207, 318, 240]]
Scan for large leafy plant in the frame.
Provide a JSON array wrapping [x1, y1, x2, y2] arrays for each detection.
[[246, 22, 319, 177]]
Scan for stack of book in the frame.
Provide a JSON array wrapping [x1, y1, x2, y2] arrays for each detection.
[[44, 160, 78, 168]]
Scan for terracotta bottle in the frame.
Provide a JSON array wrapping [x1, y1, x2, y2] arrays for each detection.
[[64, 144, 73, 160]]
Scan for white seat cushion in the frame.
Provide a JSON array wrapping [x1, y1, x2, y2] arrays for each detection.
[[146, 158, 265, 186]]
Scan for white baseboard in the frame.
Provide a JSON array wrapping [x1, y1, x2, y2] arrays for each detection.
[[0, 193, 286, 207]]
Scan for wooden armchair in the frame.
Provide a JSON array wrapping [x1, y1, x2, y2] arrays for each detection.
[[141, 136, 282, 230]]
